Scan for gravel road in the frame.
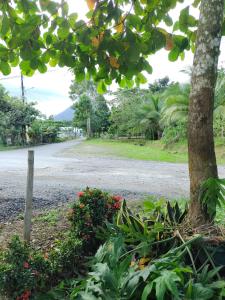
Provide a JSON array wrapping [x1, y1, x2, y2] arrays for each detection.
[[1, 139, 225, 222]]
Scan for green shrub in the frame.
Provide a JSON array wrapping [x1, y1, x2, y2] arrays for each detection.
[[0, 188, 123, 299], [49, 234, 83, 276], [0, 236, 50, 299], [162, 122, 187, 145], [68, 187, 122, 251]]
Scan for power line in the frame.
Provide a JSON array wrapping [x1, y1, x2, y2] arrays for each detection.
[[0, 68, 65, 81]]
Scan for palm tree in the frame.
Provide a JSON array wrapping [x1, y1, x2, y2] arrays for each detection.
[[160, 83, 190, 126], [135, 94, 162, 139]]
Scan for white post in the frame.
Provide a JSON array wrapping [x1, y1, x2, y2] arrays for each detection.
[[24, 150, 34, 243]]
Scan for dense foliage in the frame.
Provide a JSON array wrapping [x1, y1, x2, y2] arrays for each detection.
[[28, 118, 64, 144], [2, 191, 225, 299], [0, 84, 39, 145], [0, 188, 122, 299], [0, 0, 202, 92], [70, 80, 110, 137], [108, 70, 225, 144], [0, 84, 70, 146]]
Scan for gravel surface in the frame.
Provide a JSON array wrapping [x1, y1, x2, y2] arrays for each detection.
[[1, 139, 225, 222]]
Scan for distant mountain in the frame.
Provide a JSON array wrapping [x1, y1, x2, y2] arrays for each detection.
[[54, 107, 75, 121]]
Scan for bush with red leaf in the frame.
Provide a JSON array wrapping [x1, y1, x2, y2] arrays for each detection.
[[68, 187, 122, 249]]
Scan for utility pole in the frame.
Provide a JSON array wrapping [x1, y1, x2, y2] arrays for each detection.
[[87, 116, 91, 139], [21, 72, 25, 103], [21, 72, 26, 144]]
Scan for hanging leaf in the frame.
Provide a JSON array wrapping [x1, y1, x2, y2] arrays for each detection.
[[115, 16, 125, 33], [0, 61, 11, 75], [168, 47, 180, 62], [165, 34, 174, 51], [109, 56, 120, 69], [91, 32, 104, 48], [1, 15, 10, 36], [86, 0, 96, 10]]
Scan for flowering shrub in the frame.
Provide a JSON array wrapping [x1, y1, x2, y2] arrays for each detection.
[[68, 188, 122, 247], [0, 236, 50, 300], [0, 188, 123, 299]]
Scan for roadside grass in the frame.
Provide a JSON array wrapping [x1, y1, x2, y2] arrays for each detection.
[[0, 144, 23, 151], [34, 209, 60, 226], [80, 138, 225, 164]]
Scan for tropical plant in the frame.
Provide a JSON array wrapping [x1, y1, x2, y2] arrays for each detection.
[[135, 94, 162, 139], [28, 119, 60, 144], [199, 178, 225, 220], [110, 88, 163, 139], [162, 121, 187, 145], [68, 188, 122, 252], [160, 83, 190, 127]]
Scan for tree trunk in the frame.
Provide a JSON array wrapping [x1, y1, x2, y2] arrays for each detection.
[[187, 0, 224, 226]]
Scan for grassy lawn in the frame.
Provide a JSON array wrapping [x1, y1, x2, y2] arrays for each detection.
[[0, 144, 24, 151], [82, 138, 225, 164]]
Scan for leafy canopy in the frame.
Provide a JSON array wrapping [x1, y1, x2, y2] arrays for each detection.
[[0, 0, 201, 92]]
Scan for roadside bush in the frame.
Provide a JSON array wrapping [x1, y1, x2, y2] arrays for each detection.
[[162, 122, 187, 145], [0, 236, 84, 299], [68, 187, 122, 252], [0, 236, 50, 299], [0, 188, 123, 299], [49, 234, 83, 276]]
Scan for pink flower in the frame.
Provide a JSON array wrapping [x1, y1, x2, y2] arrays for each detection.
[[113, 202, 121, 209], [19, 290, 31, 300], [112, 195, 123, 202], [77, 191, 84, 197], [23, 262, 29, 269]]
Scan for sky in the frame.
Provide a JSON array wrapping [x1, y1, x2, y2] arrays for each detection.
[[1, 1, 225, 117]]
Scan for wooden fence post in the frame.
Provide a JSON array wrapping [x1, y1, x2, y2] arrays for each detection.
[[24, 150, 34, 243]]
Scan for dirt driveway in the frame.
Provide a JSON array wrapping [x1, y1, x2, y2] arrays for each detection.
[[0, 139, 224, 221]]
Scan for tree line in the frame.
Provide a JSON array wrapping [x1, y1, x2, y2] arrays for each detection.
[[0, 85, 67, 146], [71, 71, 225, 144]]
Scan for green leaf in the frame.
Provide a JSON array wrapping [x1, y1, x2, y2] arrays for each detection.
[[62, 1, 69, 16], [41, 51, 51, 64], [68, 13, 78, 28], [49, 58, 58, 67], [142, 282, 153, 300], [10, 53, 19, 67], [164, 15, 173, 27], [57, 20, 70, 39], [222, 20, 225, 36], [137, 73, 147, 84], [154, 270, 181, 300], [30, 58, 39, 69], [168, 47, 180, 62], [1, 15, 10, 36], [38, 61, 47, 73], [97, 80, 107, 94], [47, 1, 58, 15], [192, 0, 201, 8], [0, 61, 11, 75]]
